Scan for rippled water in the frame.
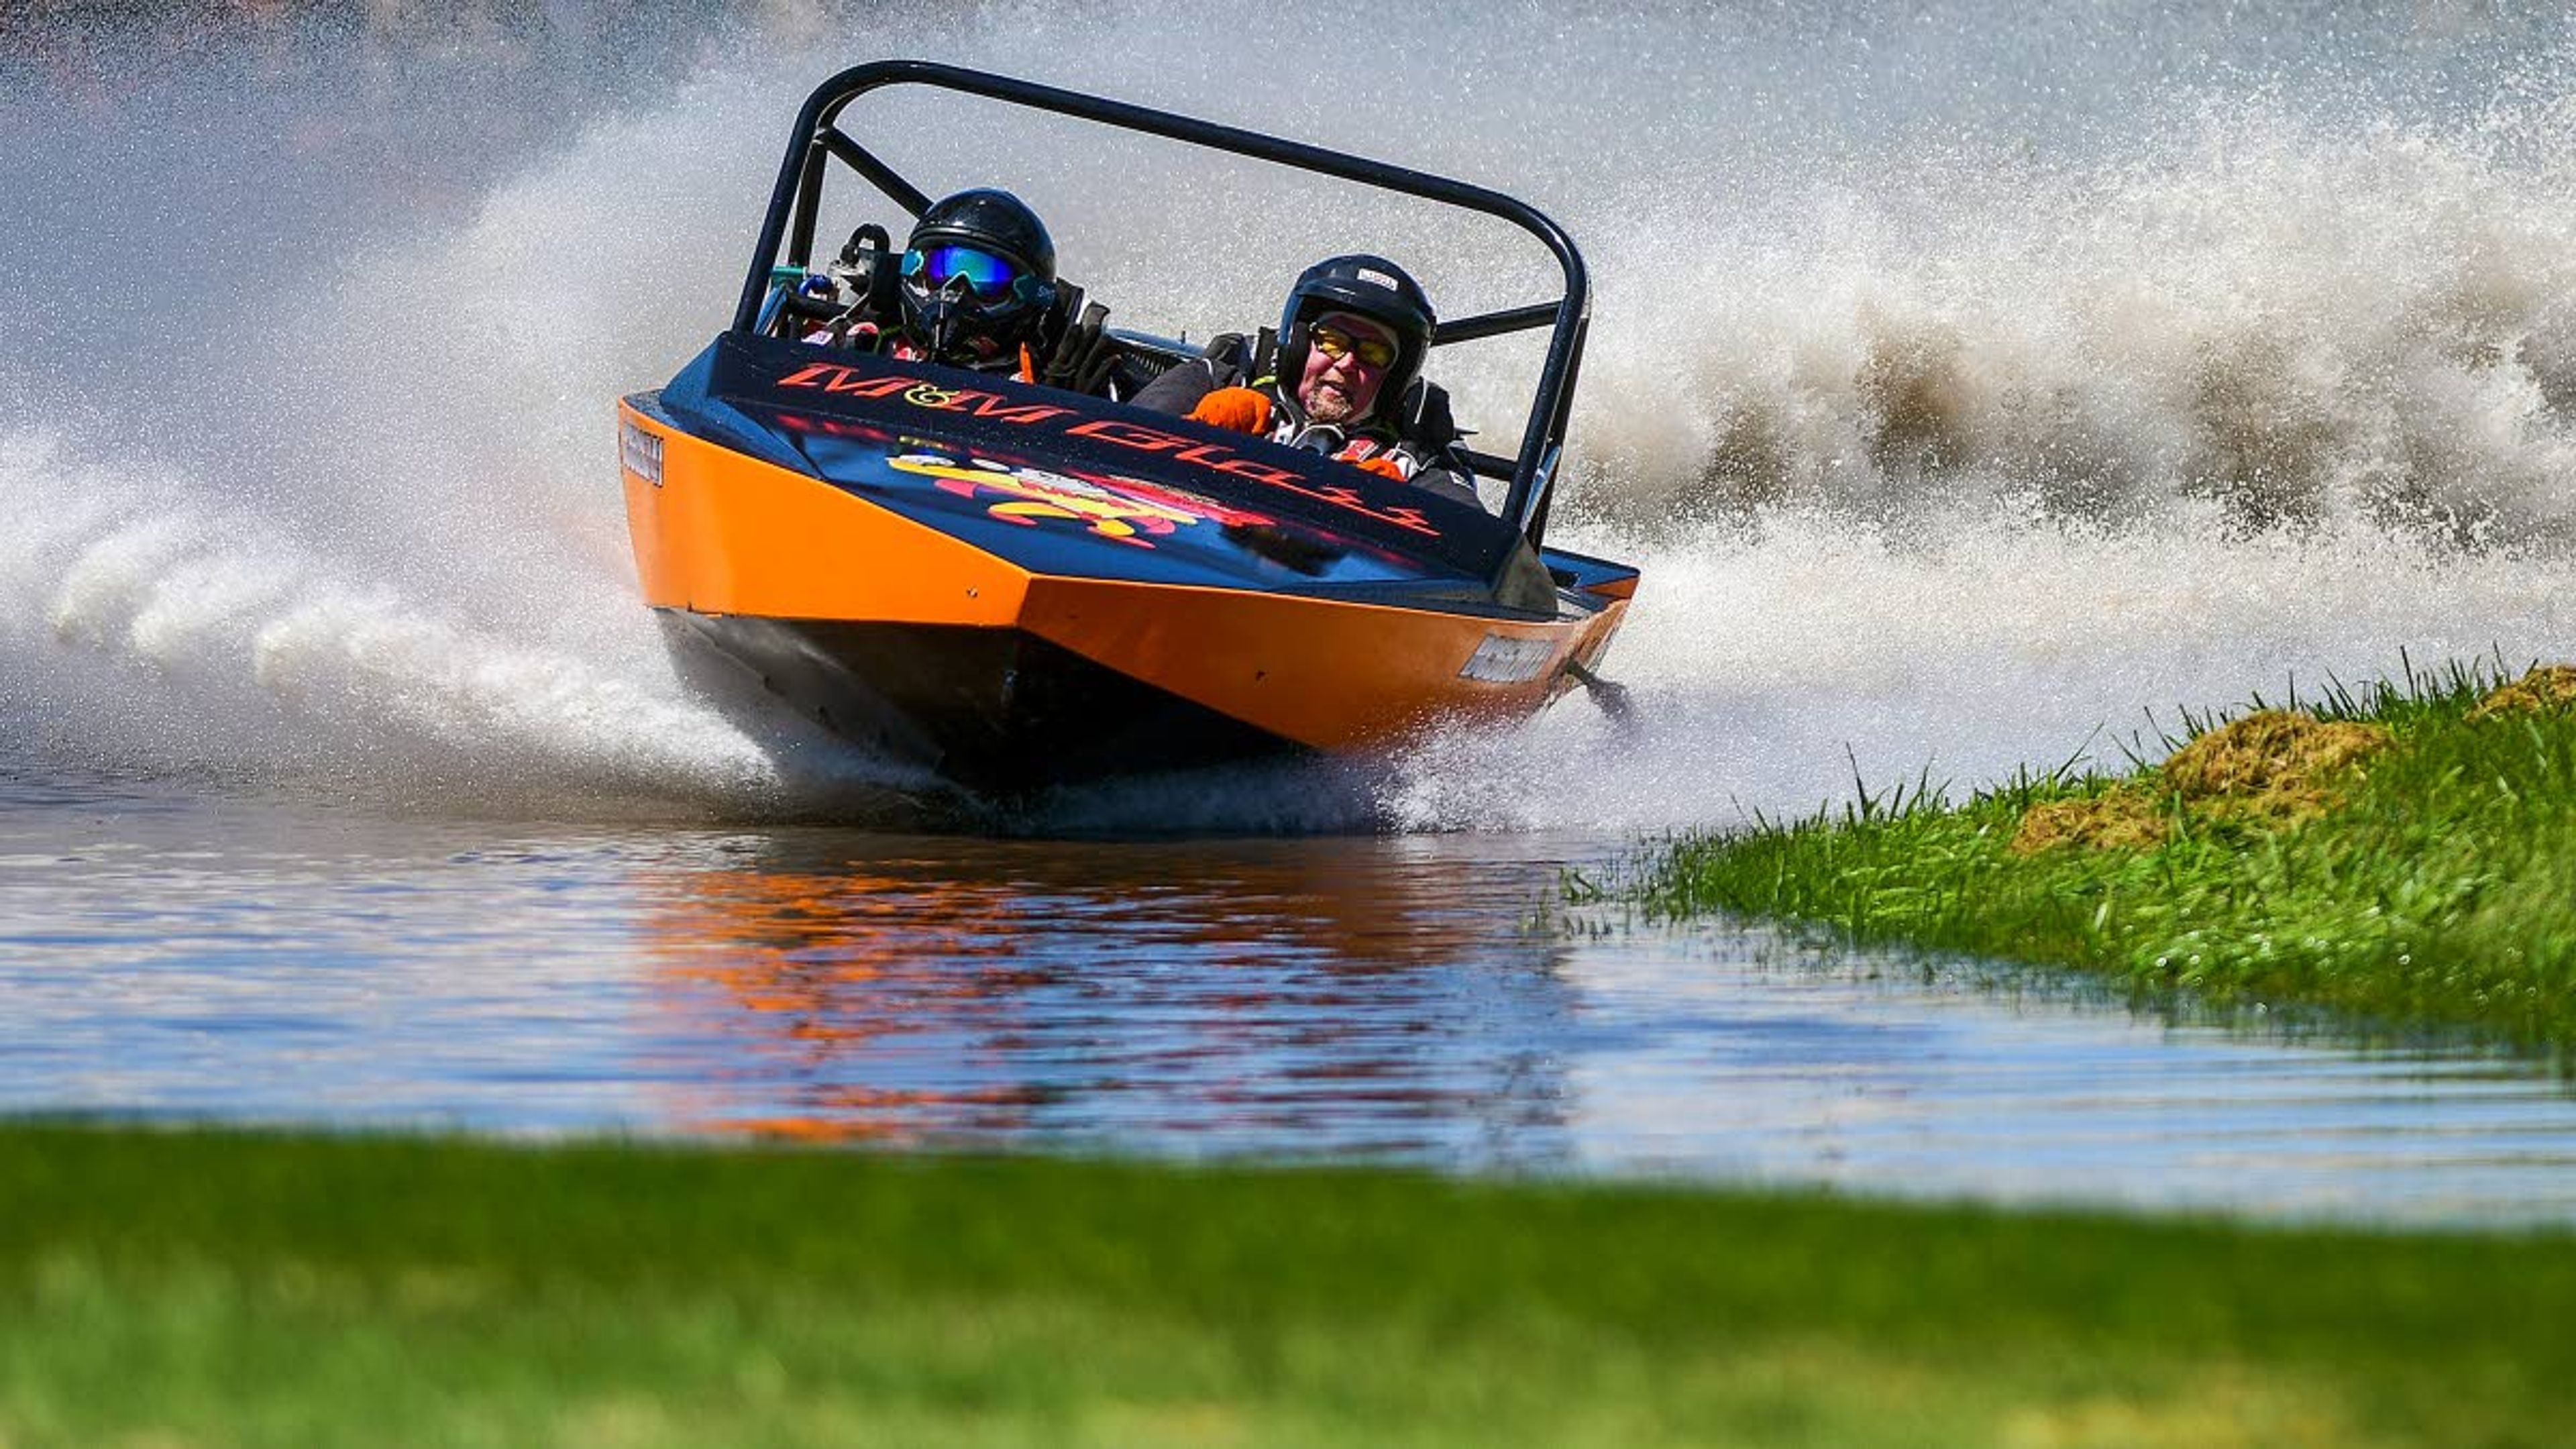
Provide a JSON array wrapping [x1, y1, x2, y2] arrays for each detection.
[[9, 770, 2575, 1226]]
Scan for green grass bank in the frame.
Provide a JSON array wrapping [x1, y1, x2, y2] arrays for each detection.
[[3, 1123, 2573, 1448], [1627, 662, 2576, 1051]]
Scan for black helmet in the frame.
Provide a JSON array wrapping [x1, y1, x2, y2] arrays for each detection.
[[1274, 254, 1437, 423], [897, 189, 1059, 363]]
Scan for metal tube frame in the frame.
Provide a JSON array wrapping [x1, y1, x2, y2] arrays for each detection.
[[731, 58, 1589, 550]]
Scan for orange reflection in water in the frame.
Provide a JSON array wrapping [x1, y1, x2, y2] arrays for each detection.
[[631, 836, 1574, 1149]]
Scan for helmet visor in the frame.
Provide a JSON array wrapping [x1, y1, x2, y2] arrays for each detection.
[[905, 244, 1020, 299], [1308, 322, 1397, 370]]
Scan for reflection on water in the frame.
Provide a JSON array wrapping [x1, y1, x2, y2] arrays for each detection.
[[6, 774, 2576, 1225], [630, 835, 1577, 1157]]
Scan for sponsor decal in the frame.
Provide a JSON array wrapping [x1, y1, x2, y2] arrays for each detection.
[[1457, 631, 1556, 685], [1057, 418, 1440, 537], [777, 364, 1077, 426], [767, 411, 1382, 570], [773, 362, 1442, 537], [621, 419, 663, 486], [885, 448, 1271, 549]]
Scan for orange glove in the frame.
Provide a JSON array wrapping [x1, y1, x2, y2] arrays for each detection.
[[1187, 386, 1273, 434], [1351, 455, 1409, 481]]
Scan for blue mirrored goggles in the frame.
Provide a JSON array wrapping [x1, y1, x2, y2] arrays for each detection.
[[902, 244, 1024, 300]]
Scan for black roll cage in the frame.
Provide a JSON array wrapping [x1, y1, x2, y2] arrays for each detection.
[[735, 58, 1591, 549]]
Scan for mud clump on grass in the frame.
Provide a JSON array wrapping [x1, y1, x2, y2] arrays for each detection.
[[2159, 709, 2392, 822], [2009, 788, 2166, 855], [2465, 663, 2576, 722], [2012, 710, 2391, 854]]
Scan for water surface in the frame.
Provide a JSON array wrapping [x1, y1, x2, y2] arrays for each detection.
[[9, 771, 2574, 1226]]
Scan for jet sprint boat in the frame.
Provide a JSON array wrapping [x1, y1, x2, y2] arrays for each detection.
[[619, 60, 1637, 794]]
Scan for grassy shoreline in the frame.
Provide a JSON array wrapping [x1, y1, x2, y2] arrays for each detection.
[[4, 1123, 2574, 1447], [1627, 662, 2576, 1051]]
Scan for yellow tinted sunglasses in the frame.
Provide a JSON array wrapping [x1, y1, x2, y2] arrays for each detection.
[[1310, 325, 1397, 369]]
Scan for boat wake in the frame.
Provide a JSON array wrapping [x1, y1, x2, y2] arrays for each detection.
[[0, 427, 944, 819], [7, 2, 2576, 831]]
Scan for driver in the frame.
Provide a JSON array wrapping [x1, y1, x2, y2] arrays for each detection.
[[881, 188, 1059, 376], [1130, 254, 1474, 502], [768, 188, 1116, 392]]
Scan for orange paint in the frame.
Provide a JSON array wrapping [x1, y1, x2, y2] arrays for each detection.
[[619, 401, 1030, 625], [618, 395, 1631, 751], [1020, 576, 1620, 749]]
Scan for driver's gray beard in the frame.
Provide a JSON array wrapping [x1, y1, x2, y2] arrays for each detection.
[[1304, 388, 1355, 423]]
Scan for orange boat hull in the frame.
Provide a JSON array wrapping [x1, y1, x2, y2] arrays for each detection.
[[618, 337, 1634, 791]]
